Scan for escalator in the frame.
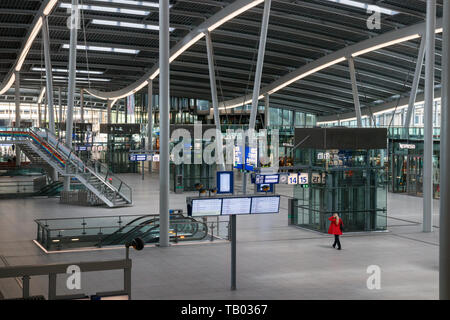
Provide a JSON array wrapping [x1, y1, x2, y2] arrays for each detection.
[[98, 213, 208, 247]]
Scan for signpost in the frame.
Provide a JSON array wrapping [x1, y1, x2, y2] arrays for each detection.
[[187, 194, 280, 290], [128, 150, 159, 180]]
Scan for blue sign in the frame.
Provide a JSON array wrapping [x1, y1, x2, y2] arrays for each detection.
[[254, 174, 279, 185], [245, 146, 258, 171], [233, 146, 244, 170], [129, 154, 147, 162], [217, 171, 234, 194]]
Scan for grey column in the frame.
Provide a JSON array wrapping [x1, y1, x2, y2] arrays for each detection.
[[64, 0, 78, 192], [348, 56, 363, 128], [80, 88, 84, 123], [42, 16, 55, 134], [205, 31, 225, 171], [58, 87, 62, 136], [440, 0, 450, 300], [148, 80, 153, 173], [107, 99, 112, 124], [264, 94, 270, 128], [15, 71, 20, 166], [423, 0, 436, 232], [249, 0, 271, 131], [159, 0, 170, 247], [116, 102, 119, 123], [38, 103, 42, 128], [405, 36, 426, 129]]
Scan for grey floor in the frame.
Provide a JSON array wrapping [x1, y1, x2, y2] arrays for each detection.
[[0, 171, 440, 300]]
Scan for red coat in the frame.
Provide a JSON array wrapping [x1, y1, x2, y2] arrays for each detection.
[[328, 217, 343, 235]]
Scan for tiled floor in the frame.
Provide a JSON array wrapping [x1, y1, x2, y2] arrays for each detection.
[[0, 171, 440, 299]]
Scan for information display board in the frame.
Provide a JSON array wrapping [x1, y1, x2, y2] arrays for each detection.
[[255, 174, 280, 185], [222, 197, 252, 215], [251, 196, 280, 214], [245, 146, 258, 171], [191, 198, 222, 216], [217, 171, 234, 194]]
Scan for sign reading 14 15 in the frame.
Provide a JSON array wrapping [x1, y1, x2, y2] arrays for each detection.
[[288, 173, 298, 185]]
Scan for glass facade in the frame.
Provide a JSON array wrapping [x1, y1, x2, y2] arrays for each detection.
[[290, 148, 388, 233]]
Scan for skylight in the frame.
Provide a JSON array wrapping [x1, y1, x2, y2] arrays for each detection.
[[62, 44, 140, 55], [325, 0, 399, 15], [59, 3, 150, 16], [91, 19, 175, 32], [31, 67, 104, 75], [93, 0, 161, 8]]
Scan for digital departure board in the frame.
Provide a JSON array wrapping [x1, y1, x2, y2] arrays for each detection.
[[191, 198, 222, 216], [221, 197, 252, 215], [250, 196, 280, 214]]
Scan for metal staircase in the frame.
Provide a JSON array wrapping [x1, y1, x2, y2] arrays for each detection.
[[0, 127, 132, 207]]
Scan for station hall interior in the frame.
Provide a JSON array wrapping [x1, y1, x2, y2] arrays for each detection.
[[1, 0, 450, 301]]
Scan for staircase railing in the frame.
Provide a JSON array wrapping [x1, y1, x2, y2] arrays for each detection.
[[28, 128, 132, 205]]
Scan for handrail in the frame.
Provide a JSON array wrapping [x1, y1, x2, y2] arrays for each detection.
[[0, 258, 132, 300], [31, 128, 132, 203]]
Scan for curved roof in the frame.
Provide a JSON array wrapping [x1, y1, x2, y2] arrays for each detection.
[[0, 0, 445, 116]]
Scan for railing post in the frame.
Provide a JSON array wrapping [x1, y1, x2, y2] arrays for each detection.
[[124, 264, 132, 299], [48, 273, 57, 300], [22, 275, 30, 299]]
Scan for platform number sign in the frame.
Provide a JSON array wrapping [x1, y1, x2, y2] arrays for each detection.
[[299, 173, 309, 185], [288, 173, 298, 185]]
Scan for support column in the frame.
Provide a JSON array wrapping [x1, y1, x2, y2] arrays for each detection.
[[107, 99, 112, 124], [116, 102, 119, 123], [15, 71, 20, 166], [42, 16, 55, 134], [348, 56, 363, 128], [38, 103, 42, 128], [405, 36, 426, 129], [159, 0, 170, 247], [264, 94, 270, 129], [80, 88, 84, 123], [58, 87, 62, 136], [64, 0, 78, 192], [205, 31, 225, 171], [440, 0, 450, 300], [423, 0, 436, 232], [147, 80, 153, 173], [249, 0, 271, 131]]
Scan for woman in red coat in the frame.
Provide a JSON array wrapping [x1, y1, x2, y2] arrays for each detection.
[[328, 213, 343, 250]]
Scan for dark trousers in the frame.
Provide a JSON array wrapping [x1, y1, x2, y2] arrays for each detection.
[[333, 235, 341, 249]]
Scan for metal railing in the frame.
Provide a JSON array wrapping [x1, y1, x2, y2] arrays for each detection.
[[1, 127, 132, 206], [0, 257, 132, 300]]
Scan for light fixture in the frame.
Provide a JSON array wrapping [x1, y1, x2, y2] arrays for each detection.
[[93, 0, 172, 8], [0, 74, 15, 95], [38, 87, 46, 104], [61, 44, 139, 55], [31, 67, 104, 75], [16, 17, 43, 71], [170, 33, 205, 63], [59, 3, 150, 16], [43, 0, 58, 16], [208, 0, 265, 32], [325, 0, 399, 16], [268, 57, 347, 95], [352, 34, 421, 57], [91, 19, 175, 32]]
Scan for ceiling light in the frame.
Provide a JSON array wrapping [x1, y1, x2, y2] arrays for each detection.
[[32, 67, 104, 75], [62, 44, 139, 55], [208, 0, 264, 32], [44, 0, 58, 16], [59, 3, 150, 16], [0, 74, 15, 95], [352, 34, 421, 57], [268, 57, 346, 94], [325, 0, 399, 16], [93, 0, 172, 9], [91, 19, 175, 32], [16, 17, 43, 71]]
